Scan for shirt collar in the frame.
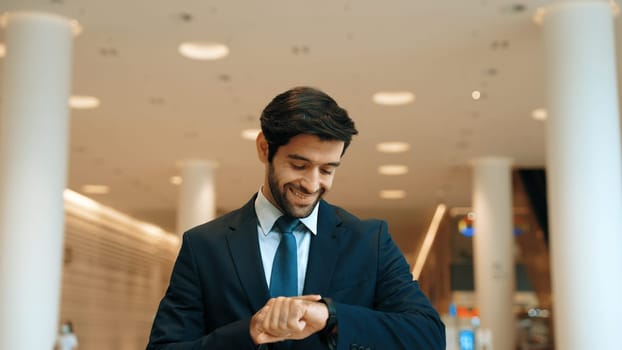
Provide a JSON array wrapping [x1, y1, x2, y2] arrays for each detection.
[[255, 186, 318, 236]]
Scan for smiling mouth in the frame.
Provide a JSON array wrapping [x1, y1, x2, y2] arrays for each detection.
[[289, 187, 317, 202]]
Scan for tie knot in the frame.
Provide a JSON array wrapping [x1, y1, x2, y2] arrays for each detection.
[[274, 215, 299, 234]]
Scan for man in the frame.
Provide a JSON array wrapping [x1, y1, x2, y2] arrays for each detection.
[[147, 87, 445, 349], [56, 321, 78, 350]]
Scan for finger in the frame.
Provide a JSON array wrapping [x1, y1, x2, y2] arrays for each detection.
[[256, 332, 283, 344], [295, 294, 322, 302], [251, 304, 276, 344], [265, 297, 287, 334], [277, 298, 292, 331], [263, 297, 279, 332], [287, 299, 307, 332]]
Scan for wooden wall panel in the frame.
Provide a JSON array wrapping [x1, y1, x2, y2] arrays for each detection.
[[58, 192, 178, 350]]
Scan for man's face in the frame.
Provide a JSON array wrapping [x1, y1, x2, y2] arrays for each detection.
[[259, 134, 344, 218]]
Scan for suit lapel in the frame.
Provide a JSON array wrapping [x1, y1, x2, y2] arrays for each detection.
[[226, 195, 271, 312], [303, 200, 344, 295], [226, 197, 345, 309]]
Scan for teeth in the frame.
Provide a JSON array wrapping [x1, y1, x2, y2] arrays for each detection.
[[291, 188, 309, 199]]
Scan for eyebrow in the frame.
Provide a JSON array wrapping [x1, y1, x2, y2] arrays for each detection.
[[287, 154, 341, 167]]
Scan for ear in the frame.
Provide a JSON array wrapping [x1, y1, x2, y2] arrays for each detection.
[[256, 131, 269, 163]]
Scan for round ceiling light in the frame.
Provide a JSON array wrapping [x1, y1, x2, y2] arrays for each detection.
[[376, 142, 410, 153], [378, 165, 409, 176], [532, 108, 548, 121], [170, 176, 183, 185], [241, 128, 261, 141], [372, 91, 415, 106], [380, 190, 406, 199], [179, 42, 229, 60], [69, 95, 100, 109], [81, 184, 110, 194]]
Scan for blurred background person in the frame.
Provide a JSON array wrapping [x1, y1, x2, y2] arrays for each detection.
[[55, 321, 78, 350]]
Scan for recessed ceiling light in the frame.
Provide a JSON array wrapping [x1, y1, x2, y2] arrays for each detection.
[[532, 108, 548, 121], [241, 128, 261, 141], [170, 176, 183, 185], [179, 42, 229, 60], [472, 90, 481, 100], [69, 95, 100, 109], [380, 190, 406, 199], [81, 184, 110, 194], [372, 91, 415, 106], [0, 43, 5, 58], [376, 142, 410, 153], [378, 165, 409, 176]]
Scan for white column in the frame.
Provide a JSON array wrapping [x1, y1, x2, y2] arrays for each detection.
[[0, 12, 73, 350], [471, 157, 515, 350], [541, 2, 622, 349], [176, 160, 217, 235]]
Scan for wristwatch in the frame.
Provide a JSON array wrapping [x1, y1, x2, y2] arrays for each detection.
[[318, 297, 338, 349]]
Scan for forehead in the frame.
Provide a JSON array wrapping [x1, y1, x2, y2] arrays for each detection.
[[278, 134, 345, 162]]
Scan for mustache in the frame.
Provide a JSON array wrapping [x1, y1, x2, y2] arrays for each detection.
[[288, 184, 324, 196]]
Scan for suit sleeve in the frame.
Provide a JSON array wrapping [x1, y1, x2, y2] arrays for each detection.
[[146, 234, 258, 350], [331, 222, 446, 350]]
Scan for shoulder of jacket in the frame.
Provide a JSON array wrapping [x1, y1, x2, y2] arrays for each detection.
[[183, 199, 252, 240], [325, 201, 387, 229]]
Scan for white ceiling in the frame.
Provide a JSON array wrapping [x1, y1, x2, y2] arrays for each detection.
[[1, 0, 621, 255]]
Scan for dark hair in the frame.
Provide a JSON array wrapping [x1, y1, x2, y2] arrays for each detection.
[[260, 86, 358, 162]]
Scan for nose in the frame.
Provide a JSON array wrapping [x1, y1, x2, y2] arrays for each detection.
[[300, 168, 321, 193]]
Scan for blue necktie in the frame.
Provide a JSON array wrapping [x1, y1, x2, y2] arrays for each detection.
[[270, 216, 299, 297]]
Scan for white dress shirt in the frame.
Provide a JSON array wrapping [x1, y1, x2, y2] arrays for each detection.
[[254, 188, 318, 296]]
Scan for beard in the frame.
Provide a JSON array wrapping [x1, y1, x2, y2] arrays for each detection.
[[268, 163, 324, 218]]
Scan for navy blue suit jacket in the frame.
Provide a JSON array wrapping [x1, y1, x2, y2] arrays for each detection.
[[147, 196, 445, 349]]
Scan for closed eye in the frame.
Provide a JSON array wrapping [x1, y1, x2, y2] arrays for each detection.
[[291, 163, 306, 170]]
